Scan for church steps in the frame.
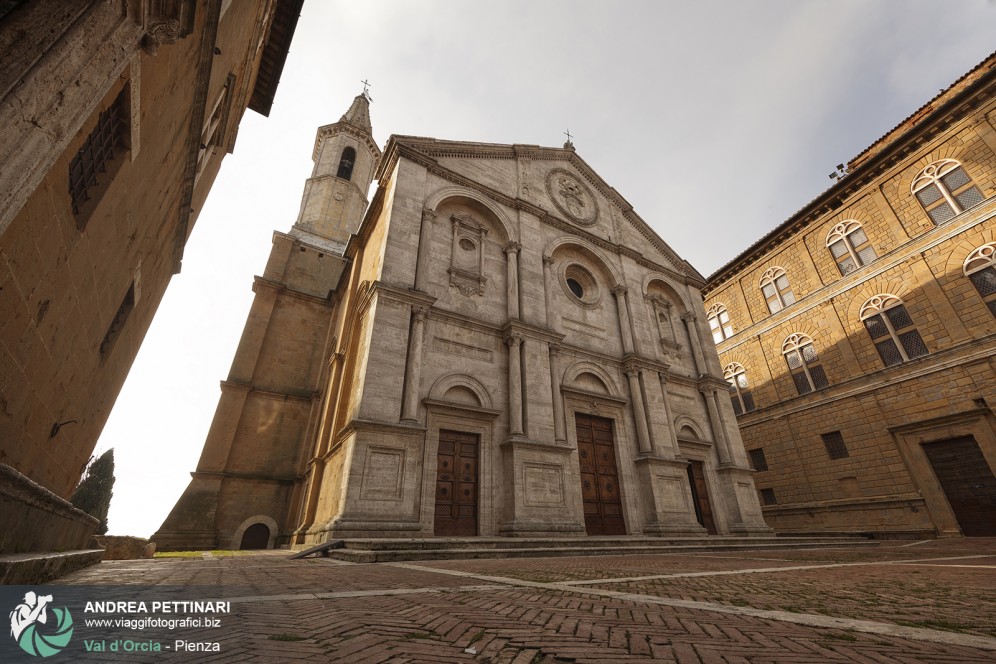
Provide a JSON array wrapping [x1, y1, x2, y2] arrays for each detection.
[[316, 536, 876, 563]]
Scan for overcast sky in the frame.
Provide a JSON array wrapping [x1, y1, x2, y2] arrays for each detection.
[[98, 1, 996, 537]]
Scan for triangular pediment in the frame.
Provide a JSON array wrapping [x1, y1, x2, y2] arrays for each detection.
[[378, 136, 702, 282]]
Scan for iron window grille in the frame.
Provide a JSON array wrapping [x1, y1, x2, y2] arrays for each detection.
[[826, 220, 876, 275], [782, 333, 830, 395], [964, 243, 996, 318], [911, 159, 985, 225], [724, 362, 756, 416], [759, 267, 795, 314], [821, 431, 849, 460], [69, 90, 127, 218], [748, 448, 768, 471], [707, 303, 734, 343]]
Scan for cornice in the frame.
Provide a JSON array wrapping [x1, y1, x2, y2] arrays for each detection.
[[706, 68, 996, 292], [252, 275, 334, 305], [313, 120, 381, 161]]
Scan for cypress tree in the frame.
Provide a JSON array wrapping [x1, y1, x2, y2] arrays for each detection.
[[70, 448, 115, 535]]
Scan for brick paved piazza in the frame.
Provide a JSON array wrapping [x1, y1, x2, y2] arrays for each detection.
[[60, 539, 996, 662]]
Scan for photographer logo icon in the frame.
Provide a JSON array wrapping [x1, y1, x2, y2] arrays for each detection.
[[9, 591, 74, 657]]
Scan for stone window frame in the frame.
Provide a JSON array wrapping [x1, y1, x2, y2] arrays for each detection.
[[69, 84, 131, 229], [759, 267, 796, 314], [706, 303, 734, 343], [821, 431, 849, 460], [195, 73, 236, 184], [826, 220, 876, 276], [859, 294, 929, 367], [723, 362, 756, 416], [560, 262, 601, 308], [963, 242, 996, 318], [748, 448, 768, 471], [759, 488, 777, 505], [336, 146, 356, 181], [781, 333, 830, 395], [911, 159, 985, 225], [447, 214, 488, 296]]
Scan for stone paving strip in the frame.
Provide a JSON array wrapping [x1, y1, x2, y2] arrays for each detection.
[[387, 561, 996, 652], [59, 542, 996, 662]]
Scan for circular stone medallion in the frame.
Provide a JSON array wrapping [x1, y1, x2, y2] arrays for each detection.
[[546, 168, 598, 226]]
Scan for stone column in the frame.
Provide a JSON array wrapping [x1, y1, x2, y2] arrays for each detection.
[[682, 312, 707, 374], [505, 242, 521, 320], [657, 372, 679, 458], [414, 209, 436, 291], [506, 332, 524, 436], [549, 343, 566, 443], [401, 306, 428, 422], [320, 350, 346, 454], [701, 387, 733, 465], [542, 255, 555, 327], [626, 366, 652, 454], [613, 286, 635, 354]]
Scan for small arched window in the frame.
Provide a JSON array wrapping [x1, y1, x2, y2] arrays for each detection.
[[759, 267, 795, 314], [706, 303, 734, 343], [911, 159, 984, 225], [859, 294, 928, 367], [826, 221, 876, 275], [781, 333, 829, 395], [964, 242, 996, 317], [724, 362, 756, 416], [336, 146, 356, 180]]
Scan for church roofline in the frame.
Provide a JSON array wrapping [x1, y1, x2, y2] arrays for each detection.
[[704, 50, 996, 295], [376, 135, 705, 285]]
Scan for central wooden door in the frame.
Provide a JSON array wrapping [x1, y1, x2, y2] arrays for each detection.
[[575, 413, 626, 535], [434, 430, 479, 536], [922, 436, 996, 536], [686, 460, 717, 534]]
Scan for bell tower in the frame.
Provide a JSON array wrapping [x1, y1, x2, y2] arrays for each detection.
[[293, 92, 381, 246]]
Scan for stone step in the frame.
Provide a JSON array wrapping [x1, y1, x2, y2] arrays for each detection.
[[0, 549, 104, 584], [322, 537, 876, 563]]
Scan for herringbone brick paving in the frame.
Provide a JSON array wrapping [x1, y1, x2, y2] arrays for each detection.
[[58, 540, 996, 662]]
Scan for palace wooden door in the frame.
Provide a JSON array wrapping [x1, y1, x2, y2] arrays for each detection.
[[575, 413, 626, 535], [434, 430, 479, 536], [922, 436, 996, 536]]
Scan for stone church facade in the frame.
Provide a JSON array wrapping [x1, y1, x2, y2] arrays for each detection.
[[703, 52, 996, 537], [156, 95, 770, 549]]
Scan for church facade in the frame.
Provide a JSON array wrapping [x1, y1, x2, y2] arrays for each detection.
[[156, 95, 770, 549]]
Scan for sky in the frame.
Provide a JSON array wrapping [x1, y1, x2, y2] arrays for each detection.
[[96, 0, 996, 537]]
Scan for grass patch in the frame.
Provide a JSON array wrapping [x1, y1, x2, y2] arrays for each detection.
[[823, 632, 858, 642], [896, 619, 974, 633], [403, 632, 433, 640], [469, 630, 485, 645], [267, 634, 306, 642]]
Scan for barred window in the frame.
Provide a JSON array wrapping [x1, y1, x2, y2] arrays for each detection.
[[911, 159, 985, 225], [826, 220, 876, 275], [821, 431, 849, 460], [759, 488, 777, 505], [859, 294, 929, 367], [69, 88, 128, 223], [782, 333, 829, 395], [195, 74, 235, 183], [724, 362, 756, 416], [759, 267, 795, 314], [748, 448, 768, 471], [707, 303, 734, 343], [964, 243, 996, 318]]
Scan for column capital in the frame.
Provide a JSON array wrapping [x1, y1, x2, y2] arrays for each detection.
[[421, 208, 437, 223], [412, 306, 429, 323], [542, 254, 555, 266], [680, 311, 698, 323], [611, 284, 628, 297], [504, 332, 523, 347], [503, 241, 522, 255], [548, 342, 561, 357]]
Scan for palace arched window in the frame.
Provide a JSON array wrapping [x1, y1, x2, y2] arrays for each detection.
[[964, 242, 996, 317], [859, 294, 928, 367], [707, 303, 734, 343], [911, 159, 984, 225], [826, 221, 876, 275], [781, 333, 829, 395], [759, 267, 795, 314], [336, 147, 356, 180], [724, 362, 756, 416]]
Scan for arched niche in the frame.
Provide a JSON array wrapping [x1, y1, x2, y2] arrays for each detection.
[[545, 237, 622, 289], [230, 514, 278, 550], [424, 187, 515, 244], [562, 361, 620, 397], [428, 374, 494, 410]]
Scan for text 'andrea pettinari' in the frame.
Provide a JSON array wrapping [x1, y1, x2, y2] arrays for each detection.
[[83, 600, 231, 614]]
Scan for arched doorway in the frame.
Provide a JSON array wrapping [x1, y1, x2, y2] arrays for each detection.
[[239, 523, 270, 549]]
